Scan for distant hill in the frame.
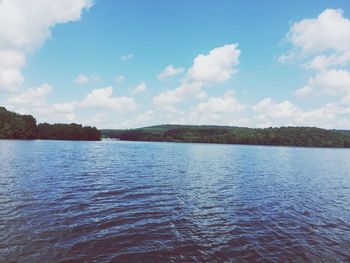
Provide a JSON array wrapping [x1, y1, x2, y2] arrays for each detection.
[[100, 125, 350, 148], [3, 106, 349, 147], [100, 125, 237, 139], [0, 107, 100, 141], [335, 130, 350, 136]]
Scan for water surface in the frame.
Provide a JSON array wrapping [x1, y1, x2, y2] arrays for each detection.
[[1, 140, 350, 262]]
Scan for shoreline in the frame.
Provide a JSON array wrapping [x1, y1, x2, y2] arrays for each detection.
[[2, 138, 350, 149]]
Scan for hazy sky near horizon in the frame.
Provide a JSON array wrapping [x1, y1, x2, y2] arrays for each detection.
[[1, 0, 350, 129]]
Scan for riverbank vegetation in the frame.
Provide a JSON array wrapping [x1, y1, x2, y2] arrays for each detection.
[[0, 107, 100, 140], [2, 106, 349, 146], [101, 125, 350, 148]]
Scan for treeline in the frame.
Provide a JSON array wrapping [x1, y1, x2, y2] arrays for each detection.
[[38, 123, 101, 141], [0, 107, 100, 141], [0, 107, 38, 139], [101, 125, 350, 148]]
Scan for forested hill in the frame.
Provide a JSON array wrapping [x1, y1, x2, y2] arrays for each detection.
[[336, 130, 350, 136], [0, 107, 100, 140], [2, 106, 349, 146], [101, 125, 350, 148]]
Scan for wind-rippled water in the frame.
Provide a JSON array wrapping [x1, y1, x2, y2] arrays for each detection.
[[1, 140, 350, 262]]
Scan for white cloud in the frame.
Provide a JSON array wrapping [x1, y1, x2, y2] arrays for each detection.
[[6, 83, 52, 107], [253, 98, 300, 119], [119, 110, 155, 129], [0, 49, 25, 91], [307, 69, 350, 96], [130, 82, 147, 95], [282, 11, 350, 76], [0, 49, 25, 68], [305, 52, 350, 70], [80, 86, 137, 113], [0, 67, 24, 92], [277, 52, 295, 63], [0, 0, 93, 50], [292, 102, 350, 128], [187, 44, 240, 84], [250, 98, 350, 128], [251, 98, 302, 127], [295, 85, 313, 97], [287, 9, 350, 54], [295, 105, 336, 127], [121, 54, 133, 61], [153, 44, 241, 109], [175, 91, 244, 125], [82, 111, 111, 128], [283, 9, 350, 70], [74, 73, 99, 84], [5, 83, 77, 123], [53, 102, 76, 113], [315, 69, 350, 95], [153, 81, 203, 108], [158, 65, 185, 80], [195, 91, 208, 100], [5, 85, 138, 126], [283, 8, 350, 124], [0, 0, 93, 91], [153, 89, 181, 106], [81, 109, 156, 129], [115, 75, 125, 84], [74, 74, 89, 84], [195, 91, 244, 114]]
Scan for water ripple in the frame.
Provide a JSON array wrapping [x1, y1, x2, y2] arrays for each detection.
[[0, 140, 350, 262]]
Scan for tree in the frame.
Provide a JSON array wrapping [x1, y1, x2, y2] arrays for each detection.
[[0, 107, 100, 141]]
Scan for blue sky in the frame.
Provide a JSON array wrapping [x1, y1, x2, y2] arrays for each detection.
[[1, 0, 350, 128]]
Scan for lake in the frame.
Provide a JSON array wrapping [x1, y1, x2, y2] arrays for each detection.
[[1, 140, 350, 262]]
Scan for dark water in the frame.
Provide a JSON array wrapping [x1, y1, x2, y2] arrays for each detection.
[[1, 140, 350, 263]]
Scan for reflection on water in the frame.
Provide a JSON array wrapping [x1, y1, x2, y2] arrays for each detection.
[[1, 140, 350, 262]]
